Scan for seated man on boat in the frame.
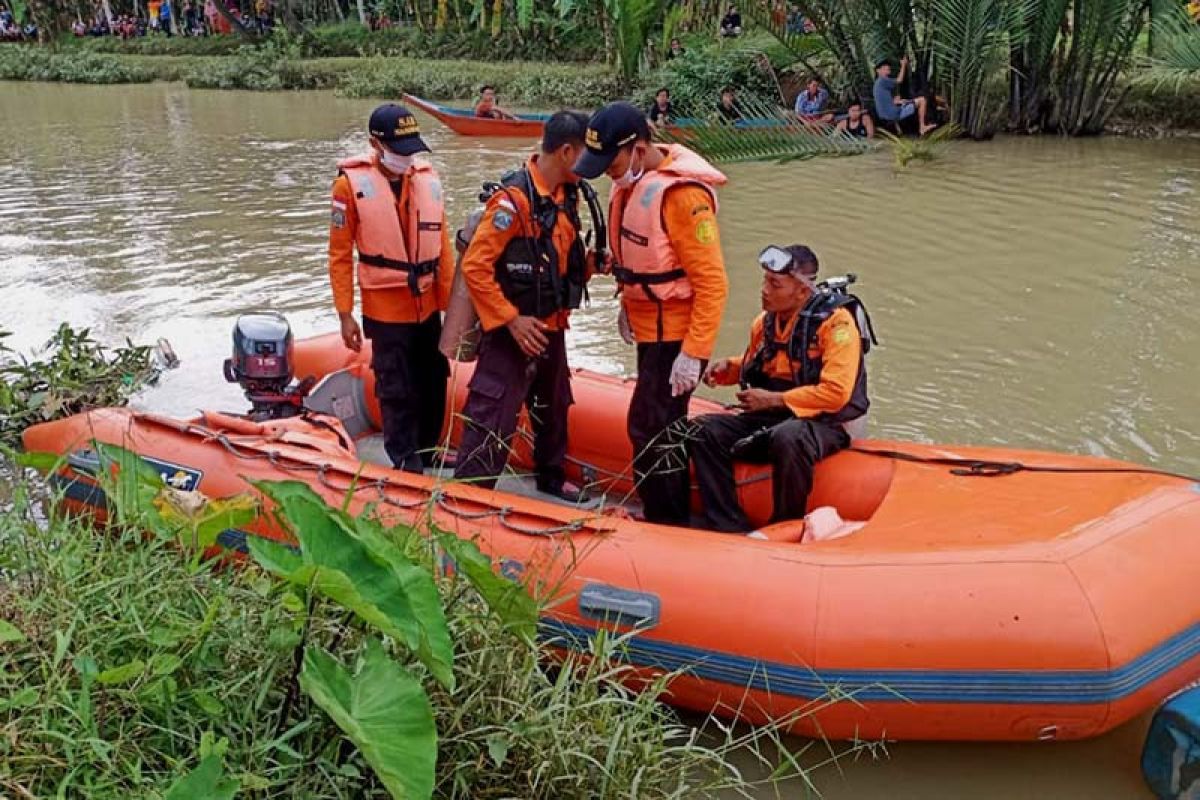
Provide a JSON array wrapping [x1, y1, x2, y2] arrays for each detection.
[[688, 244, 873, 533], [327, 103, 456, 473], [453, 111, 600, 501], [475, 86, 516, 121]]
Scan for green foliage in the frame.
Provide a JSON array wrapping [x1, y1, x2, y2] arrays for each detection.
[[0, 463, 792, 798], [931, 0, 1027, 138], [0, 45, 155, 83], [336, 56, 623, 105], [300, 640, 437, 800], [162, 754, 240, 800], [878, 122, 960, 168], [776, 0, 1153, 136], [58, 20, 605, 63], [0, 324, 160, 447], [250, 479, 457, 691], [1138, 4, 1200, 89], [640, 43, 782, 110]]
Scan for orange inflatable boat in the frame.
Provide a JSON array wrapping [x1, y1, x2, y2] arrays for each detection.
[[23, 332, 1200, 742]]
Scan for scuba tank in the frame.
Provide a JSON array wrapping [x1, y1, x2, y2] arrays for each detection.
[[438, 207, 486, 362]]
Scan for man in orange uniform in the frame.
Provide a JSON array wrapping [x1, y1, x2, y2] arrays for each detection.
[[572, 102, 728, 525], [689, 245, 872, 532], [328, 103, 455, 473], [452, 111, 594, 499]]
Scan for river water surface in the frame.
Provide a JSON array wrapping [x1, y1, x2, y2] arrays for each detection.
[[2, 80, 1198, 797]]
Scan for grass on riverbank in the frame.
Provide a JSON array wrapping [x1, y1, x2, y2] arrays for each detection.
[[2, 41, 1198, 133], [0, 44, 624, 106], [0, 468, 794, 798], [62, 21, 605, 64]]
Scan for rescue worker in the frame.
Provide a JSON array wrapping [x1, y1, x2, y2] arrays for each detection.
[[688, 244, 872, 532], [328, 103, 455, 473], [572, 102, 728, 526], [452, 110, 596, 499]]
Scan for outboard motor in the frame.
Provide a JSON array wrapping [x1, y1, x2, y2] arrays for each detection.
[[223, 312, 312, 420]]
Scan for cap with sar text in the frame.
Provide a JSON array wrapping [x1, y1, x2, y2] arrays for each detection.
[[368, 103, 430, 156], [573, 102, 650, 180]]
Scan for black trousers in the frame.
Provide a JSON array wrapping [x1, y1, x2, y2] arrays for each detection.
[[364, 314, 449, 474], [453, 328, 572, 490], [628, 341, 706, 526], [689, 411, 850, 532]]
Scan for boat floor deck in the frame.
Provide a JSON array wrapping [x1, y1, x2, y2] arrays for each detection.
[[355, 433, 616, 513]]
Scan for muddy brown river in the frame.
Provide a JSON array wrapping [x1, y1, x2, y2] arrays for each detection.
[[2, 80, 1198, 797]]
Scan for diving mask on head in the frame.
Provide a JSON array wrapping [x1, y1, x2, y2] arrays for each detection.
[[758, 244, 817, 285]]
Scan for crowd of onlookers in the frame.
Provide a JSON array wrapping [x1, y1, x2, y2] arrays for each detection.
[[0, 3, 37, 40], [64, 0, 273, 39], [644, 61, 946, 141]]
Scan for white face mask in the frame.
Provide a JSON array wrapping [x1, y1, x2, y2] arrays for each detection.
[[613, 148, 644, 189], [379, 150, 414, 174]]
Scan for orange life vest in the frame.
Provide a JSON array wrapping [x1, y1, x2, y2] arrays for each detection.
[[607, 144, 726, 304], [338, 154, 444, 294]]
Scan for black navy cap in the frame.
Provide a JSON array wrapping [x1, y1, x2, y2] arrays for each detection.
[[573, 102, 651, 180], [368, 103, 430, 156]]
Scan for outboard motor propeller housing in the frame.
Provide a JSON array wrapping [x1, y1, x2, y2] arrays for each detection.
[[224, 312, 309, 420]]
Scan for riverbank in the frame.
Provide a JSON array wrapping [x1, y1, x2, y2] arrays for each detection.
[[3, 43, 1198, 134], [0, 45, 625, 106]]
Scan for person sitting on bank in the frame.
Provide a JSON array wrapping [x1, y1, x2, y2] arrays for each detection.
[[715, 86, 742, 123], [647, 87, 674, 129], [873, 56, 935, 135], [719, 5, 742, 37], [475, 86, 516, 121], [688, 244, 871, 533], [453, 111, 597, 502], [835, 97, 875, 139], [793, 76, 833, 123]]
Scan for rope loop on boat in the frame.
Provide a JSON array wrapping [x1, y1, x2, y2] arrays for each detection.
[[129, 421, 603, 537], [850, 446, 1200, 483]]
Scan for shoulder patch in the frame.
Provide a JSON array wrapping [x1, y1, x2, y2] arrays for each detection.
[[694, 218, 716, 245], [832, 326, 852, 345], [331, 205, 347, 228], [492, 209, 513, 232]]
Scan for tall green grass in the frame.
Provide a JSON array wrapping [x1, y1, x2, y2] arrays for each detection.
[[0, 460, 803, 798]]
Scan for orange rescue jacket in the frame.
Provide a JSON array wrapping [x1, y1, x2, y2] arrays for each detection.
[[608, 144, 726, 304], [337, 154, 444, 294]]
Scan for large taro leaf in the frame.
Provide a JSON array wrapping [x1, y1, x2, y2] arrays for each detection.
[[436, 531, 537, 643], [300, 639, 436, 800], [162, 754, 239, 800], [251, 480, 454, 691]]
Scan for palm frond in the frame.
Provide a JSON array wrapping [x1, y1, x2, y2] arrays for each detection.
[[660, 95, 876, 164], [878, 123, 959, 169], [1137, 5, 1200, 90], [515, 0, 534, 28]]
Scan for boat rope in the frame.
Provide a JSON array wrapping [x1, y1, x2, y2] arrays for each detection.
[[849, 446, 1200, 483], [159, 421, 594, 537]]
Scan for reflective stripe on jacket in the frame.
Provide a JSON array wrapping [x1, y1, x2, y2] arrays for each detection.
[[607, 144, 726, 304], [338, 154, 444, 293]]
